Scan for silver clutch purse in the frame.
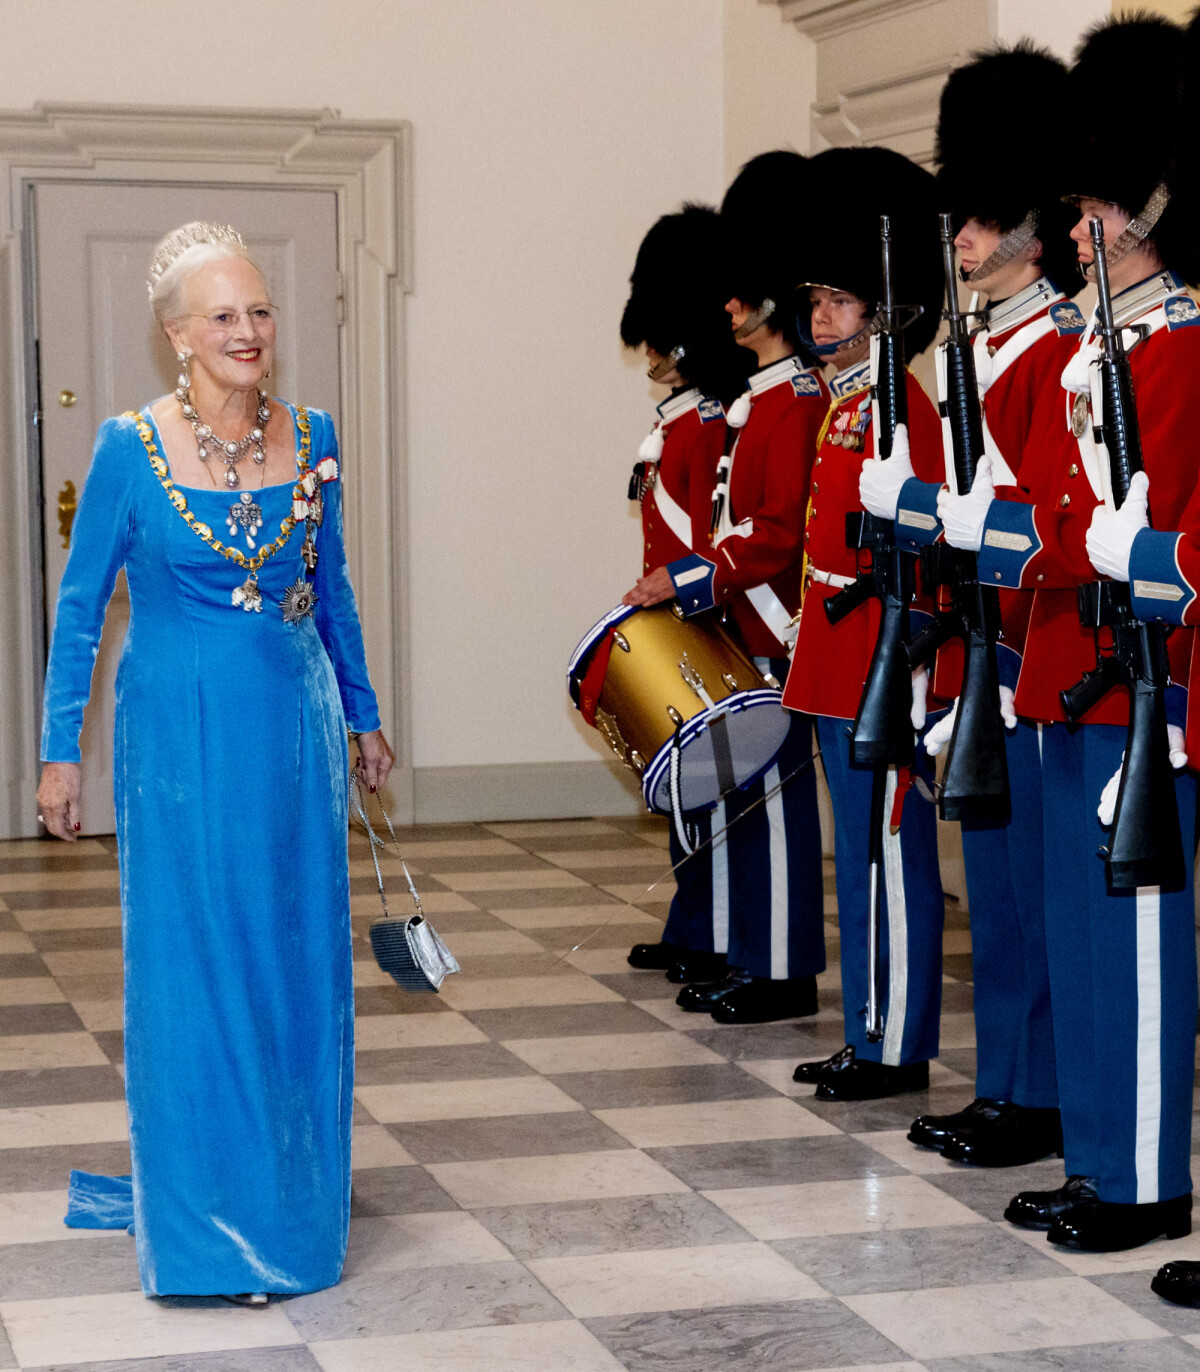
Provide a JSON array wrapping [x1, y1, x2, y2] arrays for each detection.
[[351, 774, 461, 994]]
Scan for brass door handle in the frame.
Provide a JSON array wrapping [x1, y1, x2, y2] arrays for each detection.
[[57, 479, 77, 548]]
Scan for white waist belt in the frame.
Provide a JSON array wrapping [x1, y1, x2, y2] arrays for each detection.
[[807, 566, 856, 589]]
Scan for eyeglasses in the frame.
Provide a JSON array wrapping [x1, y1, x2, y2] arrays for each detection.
[[180, 306, 278, 332]]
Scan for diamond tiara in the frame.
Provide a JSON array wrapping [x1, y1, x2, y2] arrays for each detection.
[[147, 222, 247, 300]]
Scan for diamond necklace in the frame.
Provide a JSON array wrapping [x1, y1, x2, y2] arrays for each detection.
[[176, 380, 270, 488]]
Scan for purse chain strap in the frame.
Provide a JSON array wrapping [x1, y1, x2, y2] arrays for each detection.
[[350, 773, 424, 922]]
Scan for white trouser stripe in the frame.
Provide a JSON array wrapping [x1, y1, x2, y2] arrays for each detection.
[[711, 800, 729, 955], [1135, 884, 1163, 1203], [881, 766, 908, 1066], [764, 764, 789, 979]]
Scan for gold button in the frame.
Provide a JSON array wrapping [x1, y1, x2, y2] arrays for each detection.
[[814, 458, 822, 468], [1068, 464, 1079, 478], [804, 531, 810, 543], [995, 572, 1002, 581], [1059, 494, 1071, 508], [1037, 574, 1044, 582], [812, 482, 819, 494], [810, 507, 817, 517]]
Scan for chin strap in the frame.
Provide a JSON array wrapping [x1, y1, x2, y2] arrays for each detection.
[[961, 210, 1039, 284], [1081, 182, 1171, 282], [734, 298, 776, 340]]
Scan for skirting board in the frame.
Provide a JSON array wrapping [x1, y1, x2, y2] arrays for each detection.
[[413, 760, 646, 824]]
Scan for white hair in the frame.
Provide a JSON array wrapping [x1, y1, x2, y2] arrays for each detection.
[[149, 234, 266, 325]]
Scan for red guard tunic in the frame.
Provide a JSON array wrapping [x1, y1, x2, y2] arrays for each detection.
[[637, 388, 727, 571], [667, 355, 828, 658], [784, 359, 943, 719], [975, 271, 1200, 741]]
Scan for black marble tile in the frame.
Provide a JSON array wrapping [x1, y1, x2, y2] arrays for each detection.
[[416, 855, 558, 875], [0, 1064, 126, 1107], [474, 1192, 754, 1260], [0, 1001, 85, 1035], [22, 1349, 328, 1372], [0, 854, 117, 875], [477, 886, 631, 910], [548, 1064, 780, 1111], [943, 953, 976, 981], [589, 972, 679, 1001], [348, 1164, 459, 1217], [585, 1299, 907, 1371], [941, 980, 976, 1013], [0, 952, 49, 977], [0, 1234, 140, 1300], [390, 1110, 631, 1164], [354, 1041, 535, 1085], [526, 923, 677, 952], [284, 1260, 569, 1340], [464, 1001, 669, 1041], [28, 926, 123, 953], [92, 1030, 124, 1065], [683, 1019, 843, 1062], [353, 986, 451, 1016], [0, 1140, 131, 1193], [646, 1134, 909, 1191], [796, 1084, 980, 1135], [1089, 1270, 1200, 1336], [774, 1222, 1065, 1296], [0, 910, 19, 933], [3, 888, 120, 911], [922, 1157, 1070, 1223]]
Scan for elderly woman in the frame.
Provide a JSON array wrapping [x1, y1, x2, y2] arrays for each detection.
[[36, 221, 392, 1301]]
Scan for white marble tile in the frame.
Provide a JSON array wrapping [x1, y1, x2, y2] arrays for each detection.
[[434, 870, 588, 892], [353, 960, 402, 988], [702, 1174, 986, 1240], [0, 1190, 123, 1245], [928, 1060, 971, 1087], [501, 1031, 724, 1075], [843, 1276, 1171, 1360], [428, 1149, 690, 1209], [936, 1012, 977, 1050], [352, 890, 479, 916], [483, 821, 627, 839], [1005, 1219, 1200, 1276], [535, 848, 671, 870], [632, 998, 742, 1032], [595, 1096, 839, 1148], [737, 1058, 820, 1098], [346, 1210, 512, 1272], [0, 869, 119, 892], [13, 906, 122, 931], [0, 839, 110, 858], [435, 930, 544, 957], [0, 1031, 108, 1071], [854, 1129, 962, 1175], [41, 948, 123, 978], [0, 977, 65, 1006], [353, 1012, 486, 1052], [310, 1319, 625, 1371], [437, 975, 622, 1011], [561, 947, 648, 974], [491, 905, 660, 931], [0, 931, 35, 954], [0, 1290, 301, 1366], [355, 1075, 582, 1124], [73, 1000, 125, 1033], [599, 883, 674, 905], [0, 1101, 128, 1150], [351, 1125, 416, 1170], [377, 838, 525, 859], [527, 1241, 825, 1318]]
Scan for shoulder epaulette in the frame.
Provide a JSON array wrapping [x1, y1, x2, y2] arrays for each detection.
[[1048, 302, 1086, 335], [791, 372, 821, 397], [697, 397, 725, 423], [1164, 293, 1200, 331]]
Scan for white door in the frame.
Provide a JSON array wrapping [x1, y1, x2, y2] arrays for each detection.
[[34, 182, 340, 834]]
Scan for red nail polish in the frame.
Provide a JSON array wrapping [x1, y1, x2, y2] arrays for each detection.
[[369, 784, 377, 793], [73, 822, 81, 831]]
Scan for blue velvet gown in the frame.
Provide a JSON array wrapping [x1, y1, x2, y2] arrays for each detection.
[[41, 404, 380, 1297]]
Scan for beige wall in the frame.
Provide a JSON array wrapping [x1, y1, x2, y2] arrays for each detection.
[[1117, 0, 1193, 19], [723, 0, 817, 177], [994, 0, 1111, 54]]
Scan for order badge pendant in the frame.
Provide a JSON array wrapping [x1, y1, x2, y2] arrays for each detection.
[[280, 577, 318, 624], [1071, 392, 1090, 438], [232, 572, 263, 613]]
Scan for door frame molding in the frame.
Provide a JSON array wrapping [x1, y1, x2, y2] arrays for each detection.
[[0, 102, 414, 836]]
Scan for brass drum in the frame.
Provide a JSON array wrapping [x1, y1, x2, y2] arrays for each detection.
[[567, 603, 790, 815]]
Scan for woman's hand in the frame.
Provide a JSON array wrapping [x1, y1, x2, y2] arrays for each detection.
[[354, 730, 395, 794], [37, 763, 82, 841]]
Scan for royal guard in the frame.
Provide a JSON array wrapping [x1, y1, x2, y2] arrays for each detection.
[[619, 204, 755, 985], [784, 145, 948, 1100], [936, 14, 1200, 1254], [865, 43, 1083, 1167], [625, 151, 828, 1024]]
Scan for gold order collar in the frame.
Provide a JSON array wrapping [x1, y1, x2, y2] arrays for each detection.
[[128, 407, 312, 572]]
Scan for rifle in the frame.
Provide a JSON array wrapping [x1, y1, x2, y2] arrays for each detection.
[[1058, 217, 1186, 894], [905, 213, 1011, 824], [822, 214, 919, 1043]]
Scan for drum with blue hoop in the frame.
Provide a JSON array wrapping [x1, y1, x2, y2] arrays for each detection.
[[567, 602, 790, 815]]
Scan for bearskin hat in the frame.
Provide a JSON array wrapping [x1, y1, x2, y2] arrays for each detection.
[[936, 42, 1080, 296], [1068, 13, 1198, 282], [719, 150, 813, 348], [620, 203, 754, 405], [798, 146, 944, 358]]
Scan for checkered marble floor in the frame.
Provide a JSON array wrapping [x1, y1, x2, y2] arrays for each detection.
[[2, 817, 1200, 1370]]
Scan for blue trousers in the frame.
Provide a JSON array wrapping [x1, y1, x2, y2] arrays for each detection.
[[961, 720, 1057, 1108], [1041, 722, 1197, 1205], [663, 802, 727, 955], [817, 713, 944, 1065]]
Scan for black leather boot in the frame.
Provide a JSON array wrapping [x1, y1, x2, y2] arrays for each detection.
[[1049, 1194, 1192, 1252], [675, 968, 753, 1012], [908, 1097, 1006, 1151], [627, 940, 686, 970], [793, 1046, 849, 1084], [1003, 1175, 1097, 1230], [1152, 1260, 1200, 1306], [941, 1104, 1063, 1167], [665, 951, 728, 985], [814, 1054, 929, 1101], [710, 975, 818, 1025]]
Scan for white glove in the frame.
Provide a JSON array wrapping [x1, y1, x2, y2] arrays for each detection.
[[1097, 725, 1188, 825], [858, 422, 914, 521], [924, 687, 1018, 758], [911, 665, 929, 731], [937, 456, 995, 553], [1085, 471, 1149, 582]]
